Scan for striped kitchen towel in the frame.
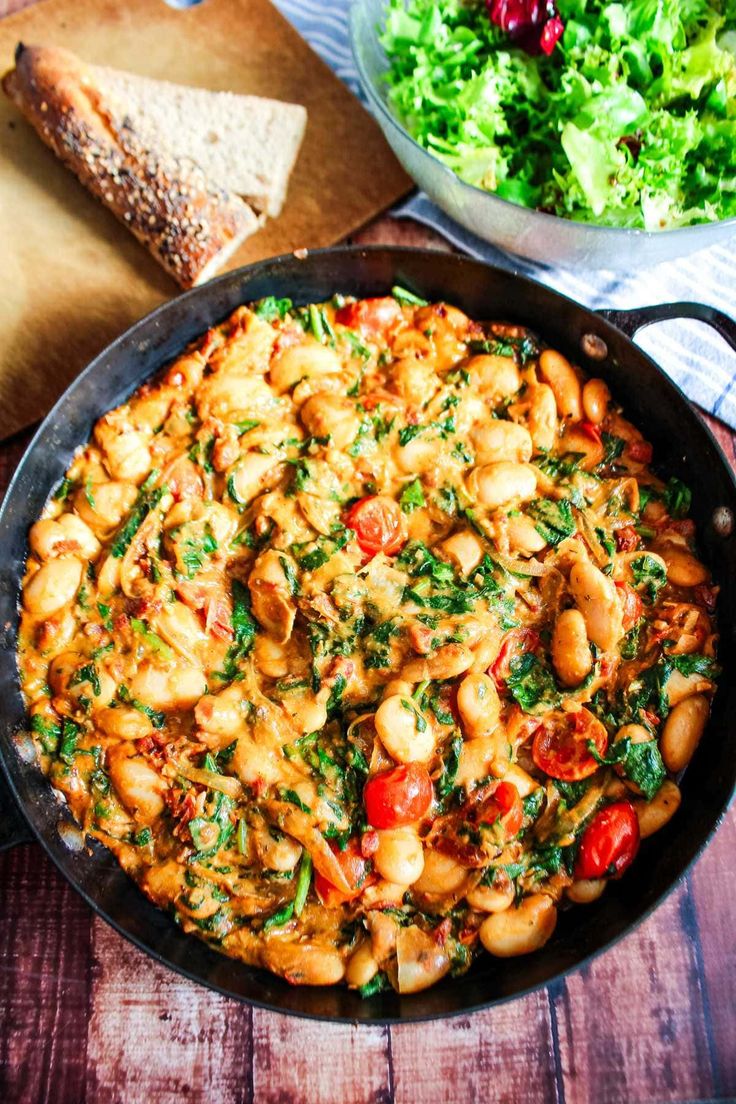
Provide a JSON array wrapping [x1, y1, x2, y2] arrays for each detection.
[[274, 0, 736, 428]]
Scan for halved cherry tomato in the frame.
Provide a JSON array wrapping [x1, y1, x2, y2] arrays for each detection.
[[575, 801, 640, 879], [616, 581, 643, 631], [314, 838, 370, 908], [335, 297, 404, 338], [363, 764, 433, 829], [345, 495, 405, 557], [579, 420, 603, 445], [429, 780, 523, 865], [626, 439, 653, 464], [614, 525, 640, 553], [478, 780, 524, 839], [532, 709, 608, 782], [491, 628, 540, 689]]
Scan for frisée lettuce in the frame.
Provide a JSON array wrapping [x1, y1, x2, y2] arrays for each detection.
[[381, 0, 736, 229]]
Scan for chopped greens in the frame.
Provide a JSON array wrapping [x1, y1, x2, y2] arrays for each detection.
[[399, 478, 426, 513], [391, 284, 429, 307], [110, 471, 164, 558], [630, 553, 668, 604], [506, 653, 561, 712], [254, 296, 292, 321], [527, 498, 576, 546], [664, 477, 693, 519]]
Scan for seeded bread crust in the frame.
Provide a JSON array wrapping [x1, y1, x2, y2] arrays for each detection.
[[2, 43, 260, 288]]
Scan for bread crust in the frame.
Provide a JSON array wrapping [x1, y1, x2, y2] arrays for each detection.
[[2, 43, 259, 288]]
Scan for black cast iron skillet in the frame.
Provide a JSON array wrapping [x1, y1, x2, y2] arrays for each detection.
[[1, 247, 736, 1024]]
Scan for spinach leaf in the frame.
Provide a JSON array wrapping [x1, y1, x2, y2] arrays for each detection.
[[435, 733, 462, 804], [630, 553, 668, 603], [254, 296, 292, 321], [31, 714, 61, 753], [598, 433, 625, 468], [400, 478, 426, 514], [527, 498, 576, 545], [670, 653, 720, 679], [398, 423, 425, 447], [59, 719, 82, 765], [663, 476, 692, 518], [325, 674, 347, 719], [588, 735, 665, 800], [506, 653, 560, 712], [110, 471, 163, 558], [358, 971, 391, 998]]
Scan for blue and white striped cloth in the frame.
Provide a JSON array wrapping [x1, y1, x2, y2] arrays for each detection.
[[273, 1, 736, 427]]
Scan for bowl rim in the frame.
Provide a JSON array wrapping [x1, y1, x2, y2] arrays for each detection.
[[349, 0, 736, 243]]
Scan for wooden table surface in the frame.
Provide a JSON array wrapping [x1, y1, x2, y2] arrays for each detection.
[[1, 3, 735, 1101]]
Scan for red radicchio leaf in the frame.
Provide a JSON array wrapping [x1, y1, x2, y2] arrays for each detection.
[[486, 0, 565, 56]]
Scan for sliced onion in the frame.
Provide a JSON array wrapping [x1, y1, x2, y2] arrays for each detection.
[[173, 761, 243, 799], [493, 551, 547, 577], [262, 799, 352, 894]]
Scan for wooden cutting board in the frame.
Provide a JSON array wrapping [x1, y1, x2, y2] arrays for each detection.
[[0, 0, 412, 439]]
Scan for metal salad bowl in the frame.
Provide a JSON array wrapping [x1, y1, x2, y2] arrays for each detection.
[[0, 246, 735, 1023], [350, 0, 736, 271]]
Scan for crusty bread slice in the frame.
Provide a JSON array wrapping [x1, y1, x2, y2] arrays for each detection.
[[2, 44, 260, 289], [93, 68, 307, 218]]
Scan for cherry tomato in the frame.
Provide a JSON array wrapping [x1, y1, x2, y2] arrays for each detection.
[[532, 709, 608, 782], [575, 801, 640, 879], [626, 439, 653, 464], [363, 764, 433, 829], [491, 628, 540, 689], [345, 495, 405, 557], [614, 525, 640, 553], [478, 780, 524, 839], [314, 838, 370, 908], [430, 780, 523, 865], [616, 581, 643, 631], [579, 420, 603, 445], [335, 297, 404, 338]]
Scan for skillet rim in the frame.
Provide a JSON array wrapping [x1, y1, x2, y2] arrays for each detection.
[[1, 243, 735, 1024]]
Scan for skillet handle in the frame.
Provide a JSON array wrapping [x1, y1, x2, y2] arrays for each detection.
[[0, 767, 32, 851], [598, 302, 736, 353]]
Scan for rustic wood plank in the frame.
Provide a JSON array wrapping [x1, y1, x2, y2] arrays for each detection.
[[85, 918, 253, 1104], [552, 884, 715, 1104], [0, 844, 92, 1104], [688, 807, 736, 1098], [252, 1010, 390, 1104], [350, 215, 452, 254], [391, 990, 559, 1104]]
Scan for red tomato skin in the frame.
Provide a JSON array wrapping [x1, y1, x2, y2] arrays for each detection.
[[616, 581, 643, 631], [314, 839, 369, 908], [335, 297, 404, 338], [532, 711, 608, 782], [345, 495, 404, 557], [580, 420, 603, 445], [575, 802, 640, 880], [491, 628, 540, 688], [363, 764, 433, 829], [487, 780, 524, 838]]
